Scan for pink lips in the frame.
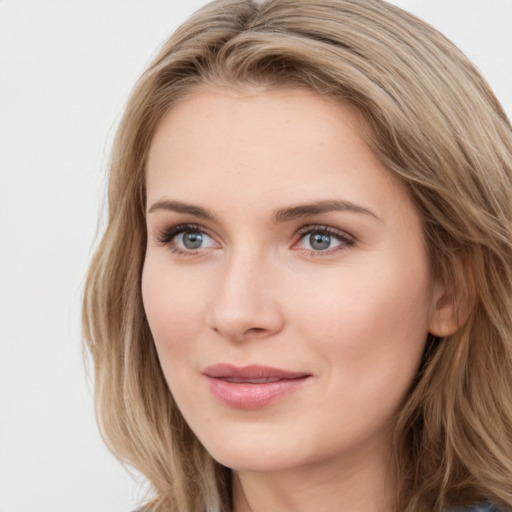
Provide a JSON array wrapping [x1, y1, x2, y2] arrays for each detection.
[[203, 364, 310, 409]]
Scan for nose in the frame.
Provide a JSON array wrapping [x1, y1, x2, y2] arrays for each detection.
[[206, 250, 285, 341]]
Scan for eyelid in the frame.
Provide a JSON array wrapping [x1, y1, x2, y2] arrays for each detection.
[[154, 222, 355, 256], [156, 223, 220, 254], [293, 224, 355, 253]]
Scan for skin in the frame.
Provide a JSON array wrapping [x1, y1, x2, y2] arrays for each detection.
[[142, 87, 454, 512]]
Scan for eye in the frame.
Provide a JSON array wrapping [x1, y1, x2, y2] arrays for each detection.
[[157, 224, 218, 254], [176, 230, 215, 250], [295, 226, 354, 253]]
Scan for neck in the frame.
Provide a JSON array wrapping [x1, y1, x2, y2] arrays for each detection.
[[231, 444, 397, 512]]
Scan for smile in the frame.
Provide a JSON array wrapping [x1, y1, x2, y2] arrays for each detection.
[[203, 364, 311, 410]]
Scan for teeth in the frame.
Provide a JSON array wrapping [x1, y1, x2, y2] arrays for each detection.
[[224, 377, 281, 383]]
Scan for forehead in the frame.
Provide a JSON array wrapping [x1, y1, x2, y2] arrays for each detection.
[[147, 86, 364, 166], [145, 86, 411, 221]]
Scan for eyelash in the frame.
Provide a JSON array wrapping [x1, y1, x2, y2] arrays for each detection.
[[156, 223, 355, 256], [295, 225, 355, 255], [156, 223, 214, 256]]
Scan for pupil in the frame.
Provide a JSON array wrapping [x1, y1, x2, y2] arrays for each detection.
[[310, 232, 331, 250], [183, 231, 203, 249]]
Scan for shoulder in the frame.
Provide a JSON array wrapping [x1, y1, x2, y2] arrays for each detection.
[[447, 504, 504, 512]]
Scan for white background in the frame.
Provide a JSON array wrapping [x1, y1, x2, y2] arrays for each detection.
[[0, 1, 510, 511]]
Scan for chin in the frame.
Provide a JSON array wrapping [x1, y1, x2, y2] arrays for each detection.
[[200, 433, 307, 473]]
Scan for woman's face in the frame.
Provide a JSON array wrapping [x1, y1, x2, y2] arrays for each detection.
[[142, 87, 444, 474]]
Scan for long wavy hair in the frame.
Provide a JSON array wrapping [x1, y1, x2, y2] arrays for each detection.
[[82, 1, 512, 511]]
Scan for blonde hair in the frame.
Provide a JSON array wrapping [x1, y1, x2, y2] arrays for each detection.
[[82, 1, 512, 511]]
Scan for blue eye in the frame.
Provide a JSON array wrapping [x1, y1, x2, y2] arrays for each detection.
[[308, 232, 335, 250], [175, 230, 207, 250], [158, 224, 217, 253], [296, 227, 353, 252], [174, 230, 217, 251]]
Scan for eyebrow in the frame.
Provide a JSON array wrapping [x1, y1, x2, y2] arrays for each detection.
[[273, 199, 380, 223], [147, 199, 215, 220], [147, 199, 380, 222]]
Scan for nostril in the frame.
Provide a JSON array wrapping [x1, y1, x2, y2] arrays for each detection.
[[244, 327, 267, 336]]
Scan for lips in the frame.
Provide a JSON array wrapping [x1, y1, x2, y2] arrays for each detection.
[[203, 364, 311, 409]]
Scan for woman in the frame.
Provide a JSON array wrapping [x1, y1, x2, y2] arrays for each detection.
[[82, 0, 512, 511]]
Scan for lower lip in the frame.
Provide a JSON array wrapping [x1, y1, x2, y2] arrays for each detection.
[[206, 376, 309, 409]]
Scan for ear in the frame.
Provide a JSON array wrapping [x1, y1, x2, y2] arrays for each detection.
[[428, 267, 474, 337]]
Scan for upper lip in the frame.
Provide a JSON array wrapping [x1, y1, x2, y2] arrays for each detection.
[[203, 364, 310, 381]]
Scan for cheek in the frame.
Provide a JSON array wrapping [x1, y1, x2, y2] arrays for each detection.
[[285, 263, 433, 448], [288, 258, 433, 387], [141, 256, 210, 357], [141, 257, 215, 421]]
